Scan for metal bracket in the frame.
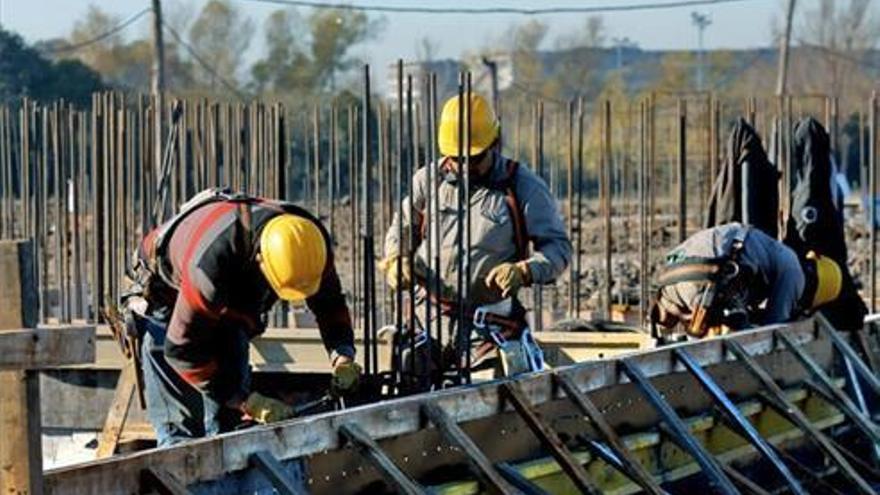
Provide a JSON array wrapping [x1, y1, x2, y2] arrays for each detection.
[[338, 423, 424, 495], [817, 314, 880, 397], [553, 372, 666, 495], [500, 382, 601, 494], [248, 451, 305, 495], [724, 339, 876, 495], [673, 348, 807, 495], [139, 467, 191, 495], [618, 359, 740, 495], [495, 462, 551, 495], [421, 402, 518, 494], [776, 330, 880, 446]]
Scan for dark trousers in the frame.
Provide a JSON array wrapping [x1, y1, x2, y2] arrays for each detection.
[[140, 317, 251, 446]]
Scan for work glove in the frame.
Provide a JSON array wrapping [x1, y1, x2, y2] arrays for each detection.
[[330, 356, 362, 396], [379, 254, 428, 291], [485, 261, 531, 298], [242, 392, 294, 424]]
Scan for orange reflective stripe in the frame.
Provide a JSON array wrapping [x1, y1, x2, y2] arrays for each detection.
[[503, 159, 528, 260], [173, 360, 219, 386]]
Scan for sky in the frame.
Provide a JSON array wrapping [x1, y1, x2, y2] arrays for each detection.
[[0, 0, 786, 85]]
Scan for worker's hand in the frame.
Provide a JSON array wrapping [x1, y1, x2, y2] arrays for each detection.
[[242, 392, 294, 424], [380, 254, 412, 290], [380, 254, 428, 290], [330, 356, 362, 396], [485, 261, 531, 298]]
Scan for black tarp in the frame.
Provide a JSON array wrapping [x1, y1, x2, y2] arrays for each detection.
[[705, 118, 779, 238], [784, 117, 866, 330]]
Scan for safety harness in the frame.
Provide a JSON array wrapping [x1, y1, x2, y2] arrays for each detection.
[[653, 234, 753, 338], [409, 156, 531, 361]]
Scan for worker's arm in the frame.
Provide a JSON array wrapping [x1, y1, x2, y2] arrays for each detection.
[[516, 167, 572, 284], [743, 231, 805, 324], [305, 252, 356, 363], [383, 166, 429, 258]]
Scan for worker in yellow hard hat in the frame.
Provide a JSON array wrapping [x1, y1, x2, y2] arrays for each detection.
[[129, 188, 359, 446], [382, 94, 571, 386], [651, 222, 847, 342]]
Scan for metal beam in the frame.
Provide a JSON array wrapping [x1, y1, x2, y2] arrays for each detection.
[[338, 423, 424, 495], [776, 330, 880, 446], [674, 348, 808, 495], [495, 462, 551, 495], [816, 314, 880, 396], [421, 402, 517, 495], [554, 372, 666, 495], [500, 382, 601, 494], [619, 359, 740, 495], [725, 339, 876, 495], [249, 451, 305, 495], [139, 468, 190, 495]]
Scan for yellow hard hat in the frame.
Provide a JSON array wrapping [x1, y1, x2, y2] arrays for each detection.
[[438, 93, 500, 157], [807, 251, 842, 308], [258, 214, 327, 301]]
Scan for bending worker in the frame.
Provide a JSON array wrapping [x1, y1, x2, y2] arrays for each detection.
[[651, 222, 844, 340], [129, 189, 359, 446], [382, 93, 570, 384]]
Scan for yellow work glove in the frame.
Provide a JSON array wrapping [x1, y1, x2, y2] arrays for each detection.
[[242, 392, 294, 424], [380, 254, 428, 291], [331, 357, 362, 396], [485, 261, 531, 298]]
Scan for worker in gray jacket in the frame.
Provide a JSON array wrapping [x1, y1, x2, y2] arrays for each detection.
[[382, 93, 570, 384], [652, 222, 843, 340]]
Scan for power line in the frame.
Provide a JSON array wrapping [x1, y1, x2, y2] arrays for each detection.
[[161, 20, 248, 100], [241, 0, 756, 15], [46, 7, 151, 53]]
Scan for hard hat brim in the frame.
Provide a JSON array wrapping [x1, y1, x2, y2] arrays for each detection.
[[274, 277, 322, 302]]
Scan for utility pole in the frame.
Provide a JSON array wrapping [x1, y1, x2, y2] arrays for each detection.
[[151, 0, 166, 201], [691, 12, 711, 92], [776, 0, 797, 96], [481, 56, 500, 121], [611, 37, 633, 70]]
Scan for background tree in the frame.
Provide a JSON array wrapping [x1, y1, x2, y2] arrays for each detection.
[[0, 28, 103, 107], [189, 0, 254, 90]]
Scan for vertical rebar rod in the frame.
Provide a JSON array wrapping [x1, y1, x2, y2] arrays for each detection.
[[394, 61, 405, 388], [870, 92, 877, 312], [362, 66, 376, 377], [602, 100, 612, 319], [533, 100, 543, 332], [313, 105, 321, 218], [406, 74, 417, 388], [677, 99, 687, 243], [639, 99, 649, 326], [463, 72, 473, 383], [575, 98, 584, 319], [566, 100, 575, 317], [421, 74, 435, 389], [454, 74, 466, 384], [430, 73, 443, 382]]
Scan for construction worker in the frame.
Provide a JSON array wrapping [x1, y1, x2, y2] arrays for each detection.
[[128, 189, 359, 446], [650, 222, 837, 339], [686, 116, 867, 338], [382, 93, 571, 385]]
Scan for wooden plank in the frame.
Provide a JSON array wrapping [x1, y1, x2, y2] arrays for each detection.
[[0, 240, 42, 495], [0, 370, 43, 495], [95, 362, 137, 459], [87, 326, 649, 372], [43, 320, 820, 494], [0, 240, 37, 329], [0, 326, 95, 370]]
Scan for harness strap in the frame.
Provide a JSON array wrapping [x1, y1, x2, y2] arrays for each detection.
[[421, 157, 528, 261]]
